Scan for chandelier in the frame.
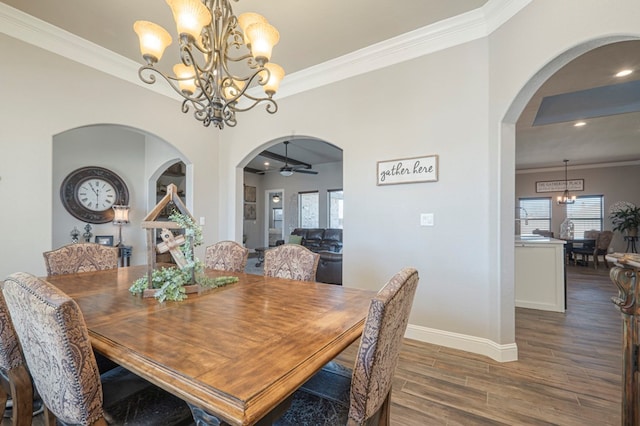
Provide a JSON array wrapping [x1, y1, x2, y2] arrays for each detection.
[[557, 159, 576, 205], [133, 0, 285, 129]]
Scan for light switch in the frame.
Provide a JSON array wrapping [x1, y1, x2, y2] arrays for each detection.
[[199, 217, 205, 225], [420, 213, 434, 227]]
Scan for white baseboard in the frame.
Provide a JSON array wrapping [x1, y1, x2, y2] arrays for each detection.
[[405, 324, 518, 362]]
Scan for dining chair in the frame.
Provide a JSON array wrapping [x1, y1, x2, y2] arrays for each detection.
[[2, 272, 193, 426], [572, 230, 600, 267], [0, 290, 37, 426], [263, 244, 320, 282], [43, 243, 119, 276], [591, 231, 614, 269], [204, 240, 249, 272], [274, 267, 419, 426]]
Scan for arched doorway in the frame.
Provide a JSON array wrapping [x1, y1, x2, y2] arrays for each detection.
[[52, 124, 191, 266], [500, 36, 640, 354], [239, 136, 343, 250]]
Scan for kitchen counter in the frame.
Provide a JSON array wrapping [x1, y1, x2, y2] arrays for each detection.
[[515, 236, 566, 312]]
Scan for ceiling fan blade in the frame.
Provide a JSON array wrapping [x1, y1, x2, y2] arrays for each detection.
[[295, 169, 318, 175]]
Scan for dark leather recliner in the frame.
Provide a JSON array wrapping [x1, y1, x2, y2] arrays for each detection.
[[315, 251, 342, 285]]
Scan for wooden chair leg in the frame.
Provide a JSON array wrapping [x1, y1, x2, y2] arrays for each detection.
[[0, 384, 8, 419], [7, 365, 33, 426], [43, 406, 57, 426]]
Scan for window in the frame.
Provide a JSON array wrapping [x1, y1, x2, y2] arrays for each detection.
[[299, 192, 319, 228], [328, 189, 343, 229], [566, 195, 603, 239], [518, 198, 552, 235]]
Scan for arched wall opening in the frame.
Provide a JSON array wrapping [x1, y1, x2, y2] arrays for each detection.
[[52, 123, 192, 266], [498, 35, 639, 355], [237, 135, 343, 250]]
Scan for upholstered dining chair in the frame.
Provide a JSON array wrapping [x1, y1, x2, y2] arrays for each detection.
[[0, 290, 36, 426], [274, 267, 419, 426], [572, 230, 605, 267], [43, 243, 118, 276], [204, 240, 249, 272], [263, 244, 320, 282], [578, 230, 614, 269], [2, 272, 193, 426]]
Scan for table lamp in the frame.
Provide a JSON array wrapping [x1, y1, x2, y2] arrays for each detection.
[[112, 205, 130, 246]]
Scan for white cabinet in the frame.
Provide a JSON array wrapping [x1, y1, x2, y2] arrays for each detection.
[[515, 238, 566, 312]]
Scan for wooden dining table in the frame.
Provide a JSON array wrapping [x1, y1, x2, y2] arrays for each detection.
[[45, 265, 375, 426]]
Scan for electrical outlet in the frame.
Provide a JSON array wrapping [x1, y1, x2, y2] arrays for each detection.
[[420, 213, 434, 227]]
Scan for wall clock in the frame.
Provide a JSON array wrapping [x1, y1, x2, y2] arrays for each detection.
[[60, 166, 129, 224]]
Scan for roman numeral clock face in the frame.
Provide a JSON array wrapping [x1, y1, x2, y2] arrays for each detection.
[[60, 167, 129, 224]]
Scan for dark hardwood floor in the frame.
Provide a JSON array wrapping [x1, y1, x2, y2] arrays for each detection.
[[335, 263, 622, 425], [7, 264, 622, 425]]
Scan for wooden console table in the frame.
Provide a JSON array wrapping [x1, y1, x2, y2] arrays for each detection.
[[606, 252, 640, 425]]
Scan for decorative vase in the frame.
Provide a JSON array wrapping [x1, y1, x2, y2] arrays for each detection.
[[560, 218, 574, 239]]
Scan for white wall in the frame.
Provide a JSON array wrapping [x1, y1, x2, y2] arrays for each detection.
[[4, 0, 640, 361], [0, 35, 219, 278]]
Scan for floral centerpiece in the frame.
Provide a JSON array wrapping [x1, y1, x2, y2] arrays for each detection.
[[129, 211, 237, 302], [609, 201, 640, 237]]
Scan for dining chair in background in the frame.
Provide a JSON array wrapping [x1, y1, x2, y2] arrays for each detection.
[[204, 240, 249, 272], [274, 267, 419, 426], [575, 230, 614, 269], [43, 243, 118, 276], [572, 230, 601, 267], [263, 244, 320, 281], [2, 272, 193, 426], [0, 290, 38, 426]]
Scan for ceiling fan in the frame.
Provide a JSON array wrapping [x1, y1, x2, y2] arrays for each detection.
[[259, 141, 318, 176]]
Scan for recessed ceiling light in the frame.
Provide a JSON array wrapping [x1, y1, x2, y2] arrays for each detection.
[[616, 69, 633, 77], [574, 121, 586, 127], [264, 161, 270, 166]]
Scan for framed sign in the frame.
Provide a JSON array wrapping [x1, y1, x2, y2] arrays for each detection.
[[377, 155, 438, 186], [95, 235, 114, 246], [536, 179, 584, 193], [243, 203, 257, 220], [244, 185, 256, 202]]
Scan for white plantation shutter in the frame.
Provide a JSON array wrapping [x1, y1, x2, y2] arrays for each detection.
[[566, 196, 603, 239], [519, 198, 551, 235]]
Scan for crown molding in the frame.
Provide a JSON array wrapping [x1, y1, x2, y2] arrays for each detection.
[[516, 159, 640, 174], [0, 0, 531, 102]]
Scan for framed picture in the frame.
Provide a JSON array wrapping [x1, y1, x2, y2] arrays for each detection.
[[244, 185, 257, 202], [535, 179, 584, 193], [377, 155, 439, 185], [244, 203, 257, 220], [95, 235, 114, 246]]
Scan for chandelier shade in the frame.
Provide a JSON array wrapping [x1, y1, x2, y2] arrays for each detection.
[[557, 159, 576, 205], [133, 0, 285, 129]]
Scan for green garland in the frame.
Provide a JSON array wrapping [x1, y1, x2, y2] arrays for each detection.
[[129, 210, 238, 302]]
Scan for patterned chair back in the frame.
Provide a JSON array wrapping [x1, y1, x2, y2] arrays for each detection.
[[0, 290, 34, 424], [204, 241, 249, 272], [348, 268, 419, 424], [3, 272, 104, 425], [263, 244, 320, 281], [596, 231, 614, 251], [43, 243, 118, 276]]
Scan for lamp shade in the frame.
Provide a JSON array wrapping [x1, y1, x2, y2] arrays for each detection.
[[245, 22, 279, 64], [237, 12, 267, 46], [173, 64, 197, 95], [262, 63, 285, 96], [112, 205, 130, 224], [166, 0, 212, 41], [133, 21, 173, 63]]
